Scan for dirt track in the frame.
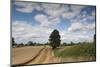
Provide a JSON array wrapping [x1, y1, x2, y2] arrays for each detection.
[[12, 46, 61, 65], [26, 46, 61, 65]]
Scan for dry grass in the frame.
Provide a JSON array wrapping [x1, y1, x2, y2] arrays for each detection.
[[54, 43, 96, 62]]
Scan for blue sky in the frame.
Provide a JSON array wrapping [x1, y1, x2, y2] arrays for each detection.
[[12, 1, 96, 44]]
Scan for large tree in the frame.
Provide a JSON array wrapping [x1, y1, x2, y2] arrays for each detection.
[[49, 29, 61, 50]]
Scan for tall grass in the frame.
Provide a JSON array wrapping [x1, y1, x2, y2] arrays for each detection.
[[54, 43, 96, 58]]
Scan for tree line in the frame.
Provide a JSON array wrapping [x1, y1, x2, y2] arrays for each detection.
[[12, 38, 49, 47], [12, 29, 96, 50]]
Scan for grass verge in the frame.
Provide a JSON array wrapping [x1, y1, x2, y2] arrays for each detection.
[[54, 43, 96, 58]]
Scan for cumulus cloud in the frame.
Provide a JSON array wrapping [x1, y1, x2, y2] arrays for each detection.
[[14, 1, 86, 28], [62, 5, 85, 19], [34, 14, 51, 27], [14, 2, 85, 19], [14, 2, 42, 13], [34, 14, 60, 27], [60, 30, 94, 43], [41, 3, 63, 18], [68, 22, 95, 32], [13, 1, 96, 43], [68, 9, 95, 32], [68, 22, 84, 32], [12, 21, 53, 43]]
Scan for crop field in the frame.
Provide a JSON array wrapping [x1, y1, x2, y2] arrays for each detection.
[[12, 43, 96, 66], [54, 43, 96, 62], [12, 46, 44, 65]]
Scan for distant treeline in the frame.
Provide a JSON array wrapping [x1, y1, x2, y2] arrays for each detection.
[[12, 38, 49, 47], [12, 29, 96, 48], [12, 38, 96, 48]]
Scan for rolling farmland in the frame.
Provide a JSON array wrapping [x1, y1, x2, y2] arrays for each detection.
[[12, 46, 61, 65], [12, 44, 96, 66]]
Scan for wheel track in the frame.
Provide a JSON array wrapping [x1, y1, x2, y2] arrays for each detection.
[[15, 47, 61, 65], [26, 47, 48, 65], [42, 47, 53, 63], [26, 47, 61, 65]]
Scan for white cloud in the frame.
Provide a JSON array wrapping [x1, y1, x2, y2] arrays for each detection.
[[68, 9, 95, 32], [12, 21, 53, 43], [68, 22, 95, 32], [14, 2, 86, 29], [92, 11, 96, 16], [42, 4, 63, 18], [34, 14, 60, 27], [16, 6, 34, 13], [14, 2, 42, 13], [62, 5, 85, 19], [68, 22, 84, 32], [88, 11, 96, 20], [34, 14, 50, 27], [49, 17, 60, 25], [42, 3, 61, 9], [85, 23, 95, 30], [62, 12, 76, 19], [12, 20, 95, 44], [33, 4, 85, 28], [70, 5, 85, 11], [60, 31, 94, 43], [14, 2, 85, 19], [13, 2, 95, 43]]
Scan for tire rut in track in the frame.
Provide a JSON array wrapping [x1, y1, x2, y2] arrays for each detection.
[[26, 47, 48, 65], [42, 47, 61, 64], [26, 47, 61, 65], [42, 47, 54, 64]]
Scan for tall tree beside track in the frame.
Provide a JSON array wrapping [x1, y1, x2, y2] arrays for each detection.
[[49, 29, 61, 50]]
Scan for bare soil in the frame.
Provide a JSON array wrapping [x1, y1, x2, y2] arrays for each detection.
[[12, 46, 44, 65], [26, 46, 61, 65]]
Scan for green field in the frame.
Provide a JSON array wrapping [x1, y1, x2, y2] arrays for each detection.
[[54, 43, 96, 59]]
